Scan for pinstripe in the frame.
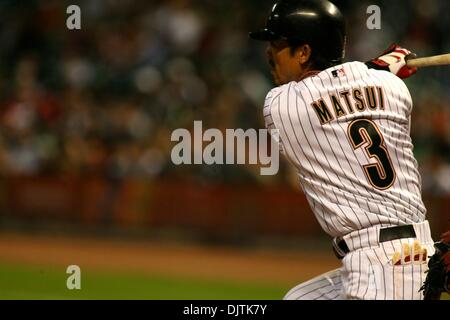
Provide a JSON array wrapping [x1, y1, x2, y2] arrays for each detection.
[[345, 63, 398, 227], [367, 69, 425, 223], [311, 74, 373, 229], [347, 251, 354, 298], [304, 78, 365, 230], [285, 84, 345, 232], [390, 240, 396, 300], [356, 251, 363, 298], [318, 292, 341, 300], [266, 61, 431, 301], [362, 251, 373, 300], [288, 274, 342, 295], [354, 251, 362, 299], [372, 246, 387, 299], [419, 260, 423, 299], [392, 256, 396, 299], [411, 251, 415, 299], [287, 83, 351, 232], [348, 235, 355, 257], [319, 72, 390, 234], [294, 281, 341, 300], [283, 222, 431, 300], [392, 99, 424, 221], [290, 84, 352, 233], [270, 62, 426, 235], [264, 89, 281, 136], [400, 239, 405, 299], [383, 241, 397, 299], [289, 95, 351, 232], [320, 71, 384, 230], [412, 246, 415, 299], [287, 281, 340, 299], [349, 251, 359, 298], [387, 77, 424, 222], [351, 64, 406, 226], [385, 77, 416, 222], [348, 64, 400, 224], [313, 287, 342, 300], [349, 64, 392, 225], [270, 89, 337, 233], [285, 273, 342, 300], [299, 90, 361, 233]]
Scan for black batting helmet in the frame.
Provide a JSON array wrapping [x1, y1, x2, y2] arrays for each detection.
[[249, 0, 346, 67]]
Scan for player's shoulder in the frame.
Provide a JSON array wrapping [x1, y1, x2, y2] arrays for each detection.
[[367, 63, 412, 102], [330, 60, 403, 83], [364, 61, 410, 88], [265, 82, 294, 101], [264, 82, 296, 108], [340, 61, 412, 97]]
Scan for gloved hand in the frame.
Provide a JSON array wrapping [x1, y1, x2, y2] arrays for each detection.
[[366, 44, 417, 79], [420, 230, 450, 300]]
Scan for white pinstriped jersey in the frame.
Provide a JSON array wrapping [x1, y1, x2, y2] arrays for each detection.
[[264, 61, 426, 237]]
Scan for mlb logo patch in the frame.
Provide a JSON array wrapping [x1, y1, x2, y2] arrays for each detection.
[[332, 67, 346, 78]]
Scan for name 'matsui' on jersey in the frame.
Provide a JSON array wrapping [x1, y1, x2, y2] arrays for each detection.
[[263, 61, 426, 237]]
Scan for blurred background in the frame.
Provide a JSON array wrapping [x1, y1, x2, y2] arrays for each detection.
[[0, 0, 449, 299]]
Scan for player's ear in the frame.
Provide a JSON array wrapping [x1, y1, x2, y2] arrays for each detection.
[[296, 44, 312, 65]]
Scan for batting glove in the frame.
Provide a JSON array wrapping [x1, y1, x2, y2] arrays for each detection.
[[366, 44, 417, 79]]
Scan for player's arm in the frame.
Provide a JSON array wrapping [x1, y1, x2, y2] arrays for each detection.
[[366, 44, 417, 79], [263, 88, 285, 154]]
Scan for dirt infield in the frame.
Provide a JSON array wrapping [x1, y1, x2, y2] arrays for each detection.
[[0, 232, 339, 285]]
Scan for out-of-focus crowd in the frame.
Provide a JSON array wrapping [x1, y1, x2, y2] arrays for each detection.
[[0, 0, 449, 193]]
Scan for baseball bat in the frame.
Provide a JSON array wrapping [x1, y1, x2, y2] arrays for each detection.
[[406, 53, 450, 68]]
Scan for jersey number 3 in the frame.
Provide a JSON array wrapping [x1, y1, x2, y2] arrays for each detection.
[[347, 119, 396, 190]]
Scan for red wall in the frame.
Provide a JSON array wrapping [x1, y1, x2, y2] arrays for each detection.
[[1, 176, 448, 238]]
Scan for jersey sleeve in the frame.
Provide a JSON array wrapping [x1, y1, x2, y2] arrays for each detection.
[[397, 77, 413, 115], [263, 87, 285, 154]]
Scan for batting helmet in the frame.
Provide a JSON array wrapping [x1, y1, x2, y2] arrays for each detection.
[[249, 0, 346, 68]]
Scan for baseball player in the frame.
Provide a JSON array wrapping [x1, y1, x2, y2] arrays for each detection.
[[250, 0, 435, 300]]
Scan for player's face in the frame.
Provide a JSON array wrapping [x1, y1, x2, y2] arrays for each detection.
[[266, 40, 303, 86]]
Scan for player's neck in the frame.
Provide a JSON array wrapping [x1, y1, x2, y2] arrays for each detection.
[[298, 70, 321, 81]]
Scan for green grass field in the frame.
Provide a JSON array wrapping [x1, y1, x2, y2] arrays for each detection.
[[1, 262, 448, 300], [0, 262, 286, 300]]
